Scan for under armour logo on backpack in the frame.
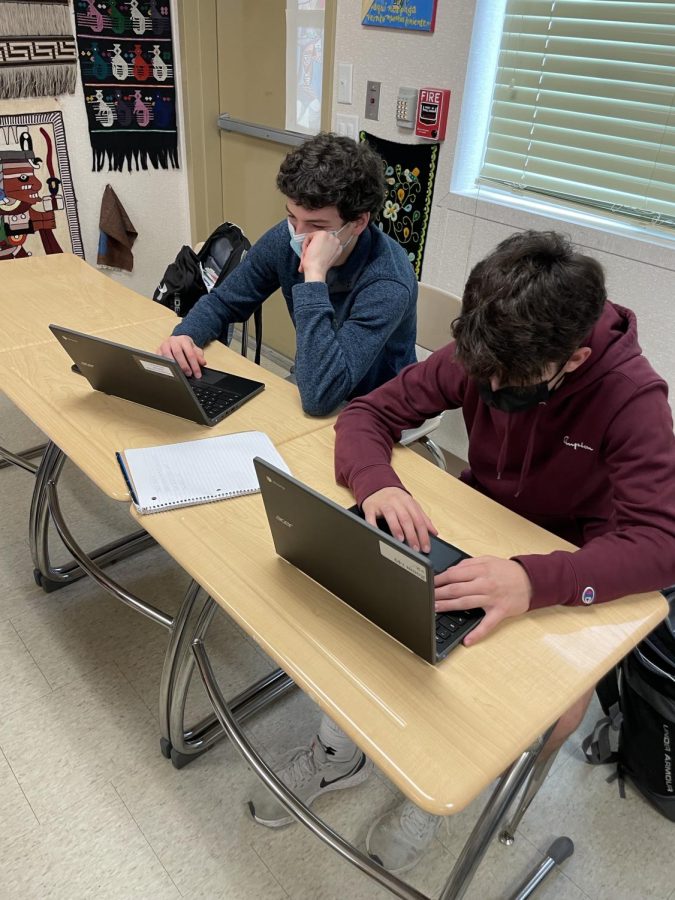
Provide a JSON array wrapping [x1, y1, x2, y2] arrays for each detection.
[[157, 282, 167, 298]]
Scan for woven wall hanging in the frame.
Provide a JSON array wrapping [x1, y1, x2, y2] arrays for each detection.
[[74, 0, 179, 172], [360, 131, 439, 280], [0, 0, 77, 98]]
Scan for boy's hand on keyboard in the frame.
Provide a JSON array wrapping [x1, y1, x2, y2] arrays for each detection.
[[157, 335, 206, 378], [434, 557, 532, 645], [362, 487, 437, 553]]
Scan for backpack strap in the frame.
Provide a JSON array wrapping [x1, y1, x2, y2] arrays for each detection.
[[252, 305, 263, 366], [582, 699, 623, 765]]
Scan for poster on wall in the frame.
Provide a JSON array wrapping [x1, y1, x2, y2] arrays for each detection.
[[0, 110, 83, 261], [285, 0, 326, 135], [361, 0, 438, 32], [74, 0, 179, 172]]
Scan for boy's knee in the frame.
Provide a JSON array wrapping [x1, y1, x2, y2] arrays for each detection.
[[544, 687, 595, 756]]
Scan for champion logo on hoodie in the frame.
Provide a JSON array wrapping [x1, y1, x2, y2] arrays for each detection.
[[563, 435, 594, 452]]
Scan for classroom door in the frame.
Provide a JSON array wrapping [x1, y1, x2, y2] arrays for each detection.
[[182, 0, 332, 359]]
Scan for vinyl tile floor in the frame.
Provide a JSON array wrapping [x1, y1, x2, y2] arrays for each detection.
[[1, 346, 674, 900]]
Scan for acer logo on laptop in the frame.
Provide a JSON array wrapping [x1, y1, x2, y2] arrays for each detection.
[[274, 514, 293, 528]]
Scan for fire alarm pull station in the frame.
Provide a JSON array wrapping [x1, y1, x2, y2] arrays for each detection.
[[415, 88, 450, 140]]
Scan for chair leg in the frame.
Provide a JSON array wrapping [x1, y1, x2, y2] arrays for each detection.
[[419, 435, 447, 471]]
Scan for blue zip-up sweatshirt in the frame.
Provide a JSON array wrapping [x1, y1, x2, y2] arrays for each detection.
[[172, 221, 418, 416]]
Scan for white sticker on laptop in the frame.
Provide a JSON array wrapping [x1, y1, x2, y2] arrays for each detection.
[[137, 358, 175, 377], [379, 541, 428, 582]]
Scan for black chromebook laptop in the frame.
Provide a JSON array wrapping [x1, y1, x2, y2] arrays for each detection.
[[254, 459, 485, 664], [50, 325, 265, 426]]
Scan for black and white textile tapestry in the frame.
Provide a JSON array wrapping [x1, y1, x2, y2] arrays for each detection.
[[74, 0, 178, 172], [0, 0, 77, 98], [360, 130, 439, 279], [0, 108, 83, 259]]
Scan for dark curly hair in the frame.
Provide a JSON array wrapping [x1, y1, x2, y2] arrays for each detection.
[[276, 132, 386, 221], [453, 231, 607, 384]]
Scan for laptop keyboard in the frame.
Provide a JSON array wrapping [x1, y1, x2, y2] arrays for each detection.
[[191, 383, 238, 419], [435, 609, 484, 656]]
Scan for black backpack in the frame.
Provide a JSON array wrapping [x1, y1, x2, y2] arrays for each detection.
[[153, 221, 262, 364], [583, 590, 675, 821]]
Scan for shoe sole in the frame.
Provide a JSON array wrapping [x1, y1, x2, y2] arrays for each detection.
[[248, 756, 373, 828]]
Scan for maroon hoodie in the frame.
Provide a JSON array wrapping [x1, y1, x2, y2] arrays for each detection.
[[334, 302, 675, 610]]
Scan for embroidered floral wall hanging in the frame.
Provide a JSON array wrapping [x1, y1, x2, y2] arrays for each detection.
[[0, 108, 83, 260], [360, 131, 439, 279], [0, 0, 77, 98], [74, 0, 179, 172]]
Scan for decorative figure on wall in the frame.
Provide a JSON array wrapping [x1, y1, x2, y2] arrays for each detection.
[[94, 89, 115, 127], [111, 44, 130, 80], [360, 131, 439, 279], [89, 42, 109, 79], [0, 0, 77, 98], [75, 0, 179, 171], [108, 0, 126, 35], [151, 46, 168, 81], [133, 90, 151, 127], [132, 43, 151, 81], [149, 0, 169, 37], [0, 111, 83, 260], [114, 91, 134, 126], [77, 0, 107, 34], [130, 0, 148, 35]]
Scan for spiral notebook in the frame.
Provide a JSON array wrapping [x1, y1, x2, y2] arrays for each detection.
[[116, 431, 290, 514]]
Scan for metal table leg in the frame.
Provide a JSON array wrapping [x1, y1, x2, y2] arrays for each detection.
[[30, 441, 155, 592], [498, 748, 559, 846], [160, 581, 295, 767], [0, 441, 47, 473], [192, 635, 573, 900], [48, 479, 174, 628]]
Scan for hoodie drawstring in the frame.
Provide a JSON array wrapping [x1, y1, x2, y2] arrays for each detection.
[[515, 404, 544, 498], [496, 416, 512, 481]]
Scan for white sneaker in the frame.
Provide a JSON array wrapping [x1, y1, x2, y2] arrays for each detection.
[[366, 800, 442, 874], [247, 737, 372, 828]]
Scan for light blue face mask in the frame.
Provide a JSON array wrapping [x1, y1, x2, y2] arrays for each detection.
[[287, 220, 352, 259]]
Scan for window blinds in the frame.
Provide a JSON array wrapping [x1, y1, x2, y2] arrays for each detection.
[[478, 1, 675, 227]]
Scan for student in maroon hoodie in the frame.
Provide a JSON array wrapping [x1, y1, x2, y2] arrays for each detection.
[[247, 230, 675, 873], [328, 230, 675, 873]]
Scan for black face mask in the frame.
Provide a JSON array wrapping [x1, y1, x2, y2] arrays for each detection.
[[479, 364, 566, 414]]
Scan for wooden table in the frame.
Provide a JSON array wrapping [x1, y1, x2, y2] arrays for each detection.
[[0, 318, 321, 501], [0, 264, 335, 763], [132, 425, 667, 898], [0, 253, 172, 353]]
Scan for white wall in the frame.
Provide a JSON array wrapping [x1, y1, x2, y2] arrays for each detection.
[[332, 1, 675, 459], [1, 0, 191, 300]]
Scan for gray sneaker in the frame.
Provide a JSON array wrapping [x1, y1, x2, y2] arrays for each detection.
[[247, 737, 372, 828], [366, 800, 442, 874]]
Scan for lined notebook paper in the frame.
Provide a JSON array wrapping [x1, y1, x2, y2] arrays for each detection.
[[116, 431, 290, 514]]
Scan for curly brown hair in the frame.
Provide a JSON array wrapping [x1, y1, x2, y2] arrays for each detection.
[[277, 132, 386, 221]]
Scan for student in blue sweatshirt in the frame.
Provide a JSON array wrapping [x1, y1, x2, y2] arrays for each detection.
[[158, 132, 418, 416]]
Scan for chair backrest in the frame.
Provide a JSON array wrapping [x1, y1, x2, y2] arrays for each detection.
[[416, 282, 462, 354]]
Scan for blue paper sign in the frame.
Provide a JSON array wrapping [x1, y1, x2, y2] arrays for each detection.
[[361, 0, 438, 32]]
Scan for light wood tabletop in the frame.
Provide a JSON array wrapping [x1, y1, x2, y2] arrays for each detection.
[[1, 253, 175, 353], [130, 426, 667, 815], [0, 318, 326, 499]]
